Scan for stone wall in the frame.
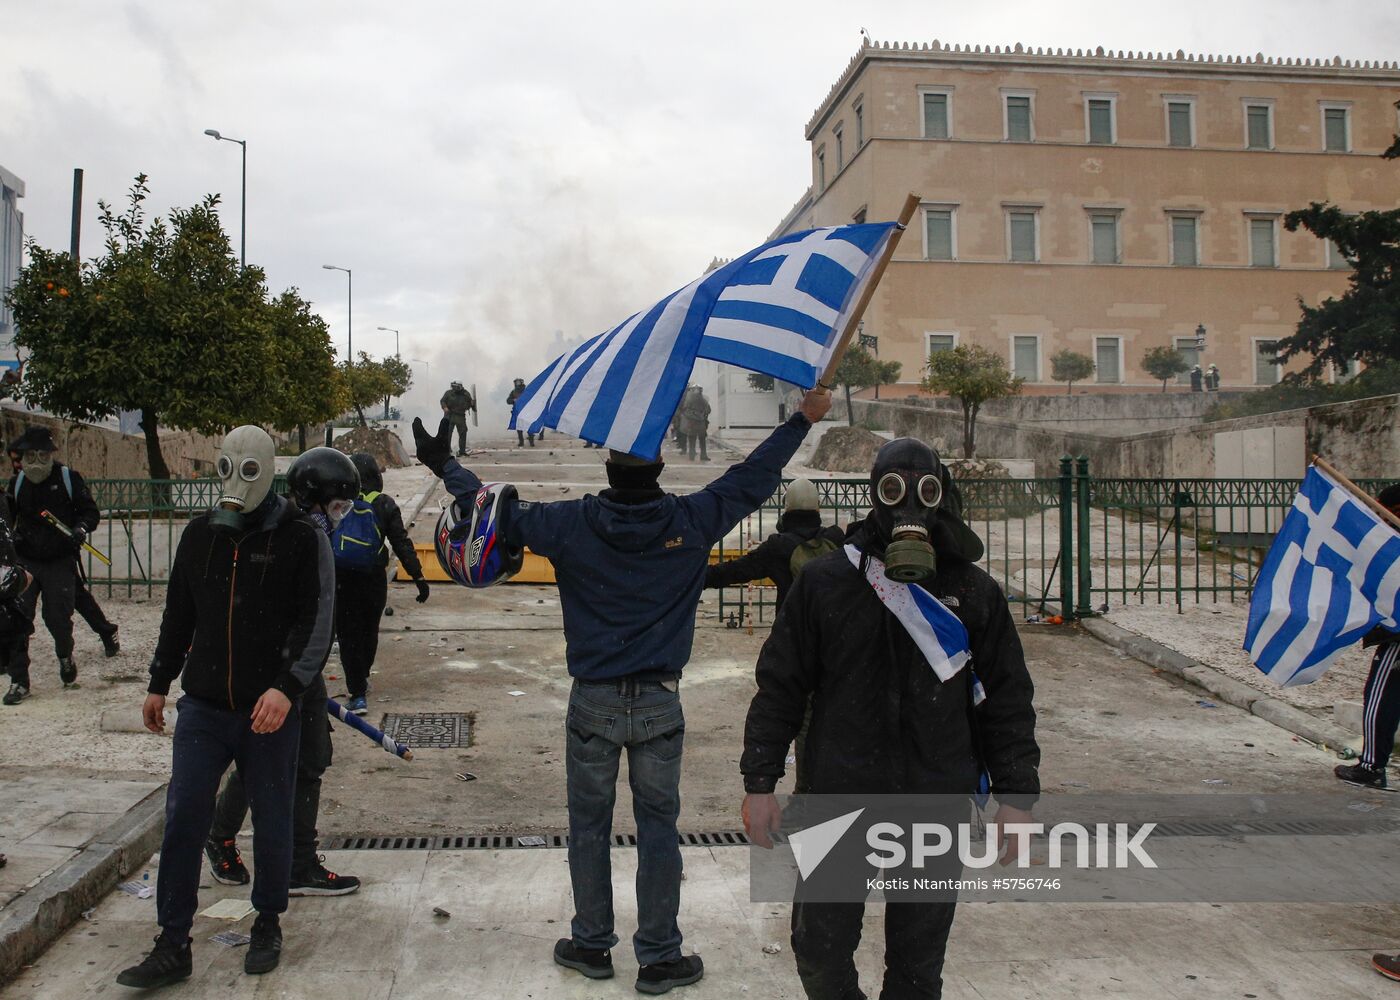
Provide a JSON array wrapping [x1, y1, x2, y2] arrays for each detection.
[[913, 390, 1253, 434], [0, 407, 311, 479], [851, 393, 1400, 480]]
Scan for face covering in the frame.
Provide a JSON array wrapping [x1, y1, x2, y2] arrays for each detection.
[[22, 450, 54, 484], [869, 438, 944, 583], [210, 425, 276, 535]]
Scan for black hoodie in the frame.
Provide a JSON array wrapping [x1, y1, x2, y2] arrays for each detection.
[[148, 495, 335, 712]]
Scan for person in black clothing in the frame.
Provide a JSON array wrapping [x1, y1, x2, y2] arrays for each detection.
[[741, 438, 1039, 1000], [507, 378, 546, 447], [116, 427, 339, 989], [4, 445, 117, 660], [4, 426, 101, 696], [1334, 484, 1400, 792], [703, 477, 842, 610], [0, 509, 35, 705]]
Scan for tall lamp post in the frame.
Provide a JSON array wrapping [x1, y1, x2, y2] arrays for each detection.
[[203, 129, 247, 267], [376, 326, 401, 357], [322, 265, 352, 360]]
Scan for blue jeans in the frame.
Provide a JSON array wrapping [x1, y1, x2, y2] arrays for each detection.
[[156, 694, 301, 937], [566, 677, 685, 966]]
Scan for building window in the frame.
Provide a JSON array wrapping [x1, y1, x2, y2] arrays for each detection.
[[1166, 100, 1194, 147], [1248, 216, 1277, 267], [1173, 336, 1200, 384], [1323, 105, 1350, 152], [1004, 94, 1033, 142], [926, 332, 957, 357], [1334, 358, 1360, 383], [854, 100, 864, 146], [1090, 212, 1120, 264], [1170, 215, 1199, 266], [1327, 237, 1351, 270], [816, 147, 825, 191], [922, 92, 950, 139], [834, 123, 844, 171], [924, 207, 955, 260], [1011, 335, 1040, 381], [1254, 340, 1281, 385], [1007, 210, 1038, 262], [1245, 103, 1273, 149], [1086, 97, 1115, 144], [1095, 337, 1122, 384]]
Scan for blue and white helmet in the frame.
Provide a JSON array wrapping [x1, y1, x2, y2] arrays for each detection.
[[434, 482, 524, 588]]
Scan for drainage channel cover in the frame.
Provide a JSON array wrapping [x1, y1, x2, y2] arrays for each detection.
[[322, 831, 751, 851], [379, 712, 473, 748]]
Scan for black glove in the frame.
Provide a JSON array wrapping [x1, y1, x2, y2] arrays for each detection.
[[412, 416, 454, 477], [72, 526, 87, 548], [415, 579, 430, 604]]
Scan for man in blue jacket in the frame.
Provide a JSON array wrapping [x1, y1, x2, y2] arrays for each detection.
[[413, 386, 830, 995]]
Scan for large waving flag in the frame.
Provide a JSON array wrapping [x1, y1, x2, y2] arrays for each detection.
[[1245, 464, 1400, 686], [509, 222, 900, 458]]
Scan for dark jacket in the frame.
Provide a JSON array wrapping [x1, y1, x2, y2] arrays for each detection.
[[1363, 625, 1400, 649], [342, 460, 423, 578], [147, 495, 335, 712], [442, 413, 812, 681], [441, 387, 474, 415], [0, 517, 32, 639], [7, 462, 100, 562], [704, 509, 844, 608], [741, 523, 1040, 803]]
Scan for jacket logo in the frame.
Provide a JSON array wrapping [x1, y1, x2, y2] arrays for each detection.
[[247, 553, 274, 564], [664, 536, 683, 549]]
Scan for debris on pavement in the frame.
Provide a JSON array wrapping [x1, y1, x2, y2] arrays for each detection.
[[517, 836, 547, 847], [433, 906, 451, 919], [118, 881, 153, 899], [455, 772, 477, 782], [1197, 700, 1217, 708], [211, 931, 251, 947], [762, 943, 782, 955]]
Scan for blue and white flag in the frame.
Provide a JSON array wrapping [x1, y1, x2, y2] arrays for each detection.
[[844, 544, 977, 695], [509, 222, 900, 458], [1245, 464, 1400, 687]]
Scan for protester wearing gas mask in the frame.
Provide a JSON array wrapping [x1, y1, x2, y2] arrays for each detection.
[[204, 446, 364, 904], [739, 437, 1040, 1000], [3, 425, 102, 701], [119, 431, 339, 989]]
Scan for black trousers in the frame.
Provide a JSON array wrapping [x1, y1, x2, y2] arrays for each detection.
[[1362, 642, 1400, 771], [18, 556, 76, 666], [447, 414, 468, 453], [158, 694, 301, 935], [208, 676, 332, 873], [791, 899, 958, 1000], [74, 568, 116, 638], [336, 569, 387, 698]]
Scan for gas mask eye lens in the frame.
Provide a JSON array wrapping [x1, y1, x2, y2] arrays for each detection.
[[877, 472, 906, 506], [917, 474, 943, 509], [239, 459, 261, 482], [217, 456, 234, 479]]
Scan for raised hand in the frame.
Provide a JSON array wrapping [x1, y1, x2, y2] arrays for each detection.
[[412, 416, 454, 476]]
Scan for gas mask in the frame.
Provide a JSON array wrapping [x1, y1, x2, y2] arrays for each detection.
[[22, 450, 54, 484], [869, 438, 945, 583], [211, 425, 276, 535]]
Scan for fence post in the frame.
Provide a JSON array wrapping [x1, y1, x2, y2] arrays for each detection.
[[1058, 455, 1074, 619], [1075, 456, 1093, 617]]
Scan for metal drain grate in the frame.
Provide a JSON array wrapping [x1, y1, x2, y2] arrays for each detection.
[[321, 830, 751, 851], [378, 712, 474, 748]]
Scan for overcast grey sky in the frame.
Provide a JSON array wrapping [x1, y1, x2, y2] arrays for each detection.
[[3, 0, 1397, 424]]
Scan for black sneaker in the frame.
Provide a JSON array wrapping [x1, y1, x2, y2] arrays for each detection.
[[101, 628, 120, 658], [553, 938, 614, 979], [289, 856, 361, 896], [636, 954, 704, 994], [1335, 762, 1390, 790], [2, 683, 29, 705], [59, 656, 77, 685], [115, 932, 192, 989], [244, 912, 282, 975], [205, 837, 250, 885]]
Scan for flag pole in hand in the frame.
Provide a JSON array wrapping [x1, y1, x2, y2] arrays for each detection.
[[817, 191, 922, 390], [1311, 454, 1400, 531]]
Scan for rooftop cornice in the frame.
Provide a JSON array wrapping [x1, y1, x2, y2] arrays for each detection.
[[805, 40, 1400, 137]]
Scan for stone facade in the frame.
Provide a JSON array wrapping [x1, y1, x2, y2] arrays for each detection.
[[779, 42, 1400, 395]]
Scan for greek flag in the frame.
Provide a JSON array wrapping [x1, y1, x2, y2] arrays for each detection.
[[1245, 465, 1400, 686], [509, 222, 900, 458], [844, 544, 977, 694]]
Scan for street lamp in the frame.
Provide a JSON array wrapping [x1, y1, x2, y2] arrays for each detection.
[[322, 265, 352, 360], [408, 357, 431, 382], [376, 326, 401, 357], [203, 128, 246, 268]]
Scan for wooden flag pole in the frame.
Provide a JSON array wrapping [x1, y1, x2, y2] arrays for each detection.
[[1311, 454, 1400, 531], [817, 191, 922, 389]]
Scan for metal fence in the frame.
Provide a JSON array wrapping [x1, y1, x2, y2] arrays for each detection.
[[714, 459, 1400, 627]]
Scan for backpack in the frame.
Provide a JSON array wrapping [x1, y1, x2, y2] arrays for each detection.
[[331, 493, 384, 569], [788, 534, 839, 579]]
